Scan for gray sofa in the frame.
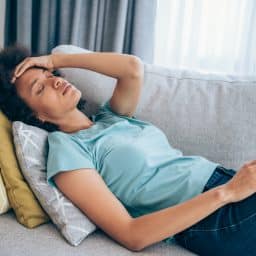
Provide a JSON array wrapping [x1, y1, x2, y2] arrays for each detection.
[[1, 44, 256, 256]]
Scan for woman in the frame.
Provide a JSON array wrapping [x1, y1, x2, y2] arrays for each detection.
[[1, 45, 256, 255]]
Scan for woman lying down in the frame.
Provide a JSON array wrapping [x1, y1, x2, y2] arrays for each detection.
[[0, 45, 256, 255]]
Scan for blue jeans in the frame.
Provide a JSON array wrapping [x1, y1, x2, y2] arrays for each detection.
[[173, 166, 256, 256]]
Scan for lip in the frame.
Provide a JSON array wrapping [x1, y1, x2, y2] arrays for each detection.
[[62, 84, 72, 95]]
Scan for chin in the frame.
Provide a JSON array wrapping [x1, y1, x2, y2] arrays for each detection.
[[77, 90, 86, 105], [77, 90, 83, 100]]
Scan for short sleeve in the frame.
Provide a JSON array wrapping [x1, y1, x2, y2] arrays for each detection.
[[98, 99, 137, 120], [46, 132, 96, 188]]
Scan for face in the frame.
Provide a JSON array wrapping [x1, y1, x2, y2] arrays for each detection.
[[14, 67, 82, 123]]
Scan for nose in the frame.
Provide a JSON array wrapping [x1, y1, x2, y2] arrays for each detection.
[[52, 78, 62, 89]]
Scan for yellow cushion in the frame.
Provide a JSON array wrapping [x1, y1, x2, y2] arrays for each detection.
[[0, 168, 11, 214], [0, 111, 50, 228]]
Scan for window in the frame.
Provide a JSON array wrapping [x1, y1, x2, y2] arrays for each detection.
[[153, 0, 256, 76]]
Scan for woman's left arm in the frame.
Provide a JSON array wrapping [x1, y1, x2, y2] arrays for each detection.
[[52, 52, 144, 117]]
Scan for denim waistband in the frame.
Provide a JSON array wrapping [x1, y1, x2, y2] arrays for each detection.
[[202, 165, 236, 192]]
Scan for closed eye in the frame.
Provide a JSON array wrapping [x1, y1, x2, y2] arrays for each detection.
[[36, 84, 44, 95], [36, 73, 53, 95]]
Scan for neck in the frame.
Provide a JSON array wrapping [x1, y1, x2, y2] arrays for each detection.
[[56, 109, 94, 133]]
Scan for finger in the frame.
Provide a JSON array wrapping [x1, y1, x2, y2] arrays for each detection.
[[13, 57, 32, 76], [13, 59, 28, 75], [15, 61, 29, 76], [14, 61, 32, 78], [12, 65, 25, 81]]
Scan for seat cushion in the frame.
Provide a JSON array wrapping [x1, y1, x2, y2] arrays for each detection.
[[0, 210, 196, 256]]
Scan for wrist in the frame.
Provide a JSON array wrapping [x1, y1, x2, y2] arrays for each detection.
[[51, 53, 62, 70], [215, 185, 233, 205]]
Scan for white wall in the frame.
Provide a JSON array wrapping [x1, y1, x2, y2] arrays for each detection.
[[0, 0, 6, 48]]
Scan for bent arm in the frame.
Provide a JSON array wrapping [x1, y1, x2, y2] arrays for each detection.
[[51, 51, 144, 117], [51, 52, 143, 79]]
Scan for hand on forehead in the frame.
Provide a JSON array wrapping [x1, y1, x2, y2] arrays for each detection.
[[13, 67, 46, 85]]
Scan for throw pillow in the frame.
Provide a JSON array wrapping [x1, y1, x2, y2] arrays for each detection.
[[0, 111, 49, 227], [12, 121, 97, 246], [0, 169, 11, 214]]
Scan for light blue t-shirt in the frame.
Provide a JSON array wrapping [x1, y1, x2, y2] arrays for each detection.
[[46, 100, 220, 241]]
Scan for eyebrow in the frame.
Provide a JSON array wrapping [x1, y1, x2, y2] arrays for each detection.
[[30, 69, 46, 95]]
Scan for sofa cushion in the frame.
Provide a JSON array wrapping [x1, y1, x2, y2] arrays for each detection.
[[0, 169, 11, 214], [52, 44, 256, 171], [137, 65, 256, 171], [0, 210, 195, 256], [12, 121, 97, 246], [0, 111, 49, 227]]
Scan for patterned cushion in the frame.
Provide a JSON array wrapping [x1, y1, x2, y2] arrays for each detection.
[[12, 121, 97, 246], [0, 111, 49, 227], [0, 169, 11, 214]]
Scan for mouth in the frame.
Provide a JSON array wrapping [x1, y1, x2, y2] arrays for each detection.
[[62, 84, 72, 95]]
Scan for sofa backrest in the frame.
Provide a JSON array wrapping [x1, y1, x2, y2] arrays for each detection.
[[52, 44, 256, 171]]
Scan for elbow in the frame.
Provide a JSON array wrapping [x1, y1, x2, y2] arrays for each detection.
[[127, 56, 144, 79], [130, 243, 145, 252], [128, 246, 144, 252], [126, 235, 144, 252], [126, 240, 144, 252], [125, 219, 145, 252]]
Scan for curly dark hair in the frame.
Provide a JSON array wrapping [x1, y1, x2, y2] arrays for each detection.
[[0, 44, 87, 132]]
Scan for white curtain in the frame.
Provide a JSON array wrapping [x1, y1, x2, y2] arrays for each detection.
[[153, 0, 256, 76], [0, 0, 6, 48]]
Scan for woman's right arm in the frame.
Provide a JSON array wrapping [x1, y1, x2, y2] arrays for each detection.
[[54, 160, 256, 252], [53, 168, 229, 252]]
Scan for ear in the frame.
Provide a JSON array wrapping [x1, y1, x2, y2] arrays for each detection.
[[36, 113, 46, 123], [38, 117, 45, 123]]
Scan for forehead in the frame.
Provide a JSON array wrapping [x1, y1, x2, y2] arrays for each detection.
[[17, 68, 45, 83], [15, 68, 46, 98]]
